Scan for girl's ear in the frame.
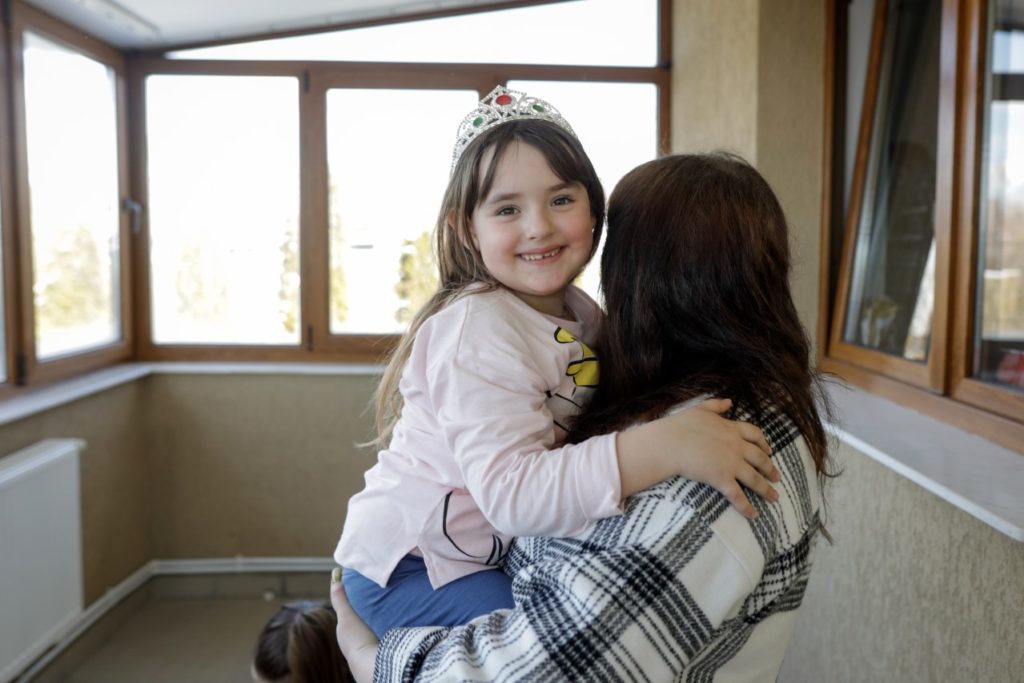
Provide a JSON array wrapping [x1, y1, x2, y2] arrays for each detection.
[[450, 209, 479, 250]]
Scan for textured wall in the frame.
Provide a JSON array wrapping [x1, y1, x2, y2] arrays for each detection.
[[672, 0, 824, 341], [778, 441, 1024, 682], [0, 382, 150, 604], [671, 0, 760, 160], [0, 372, 380, 606], [144, 373, 379, 559], [755, 0, 825, 344]]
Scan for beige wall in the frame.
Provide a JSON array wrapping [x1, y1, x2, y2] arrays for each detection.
[[672, 0, 824, 339], [0, 383, 149, 604], [670, 0, 1024, 680], [0, 373, 379, 605], [145, 374, 378, 559], [671, 0, 759, 160], [779, 442, 1024, 681]]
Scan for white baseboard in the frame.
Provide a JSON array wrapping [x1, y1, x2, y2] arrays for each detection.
[[151, 556, 335, 574], [13, 557, 335, 683]]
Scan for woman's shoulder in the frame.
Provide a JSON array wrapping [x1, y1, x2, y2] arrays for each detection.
[[640, 401, 821, 548]]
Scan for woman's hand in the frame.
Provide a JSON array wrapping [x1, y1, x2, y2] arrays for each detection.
[[616, 398, 779, 518], [331, 568, 378, 683]]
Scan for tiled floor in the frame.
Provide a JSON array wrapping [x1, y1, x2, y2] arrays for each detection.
[[63, 597, 279, 683], [29, 573, 332, 683]]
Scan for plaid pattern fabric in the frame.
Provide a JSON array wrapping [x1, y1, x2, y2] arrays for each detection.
[[376, 405, 823, 682]]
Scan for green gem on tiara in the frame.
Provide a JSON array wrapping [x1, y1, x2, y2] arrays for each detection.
[[472, 116, 484, 127], [533, 104, 545, 113]]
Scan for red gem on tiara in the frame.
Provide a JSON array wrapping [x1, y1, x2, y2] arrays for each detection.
[[495, 94, 513, 106]]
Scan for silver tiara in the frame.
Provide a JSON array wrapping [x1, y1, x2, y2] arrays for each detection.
[[451, 85, 576, 169]]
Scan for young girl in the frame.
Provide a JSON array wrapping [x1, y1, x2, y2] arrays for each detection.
[[335, 86, 779, 638]]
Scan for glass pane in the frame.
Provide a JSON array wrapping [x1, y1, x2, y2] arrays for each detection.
[[327, 89, 477, 334], [169, 0, 657, 67], [975, 0, 1024, 390], [842, 0, 940, 361], [146, 75, 300, 345], [23, 32, 121, 360], [510, 80, 658, 300]]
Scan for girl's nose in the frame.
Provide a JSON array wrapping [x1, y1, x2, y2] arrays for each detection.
[[525, 211, 554, 239]]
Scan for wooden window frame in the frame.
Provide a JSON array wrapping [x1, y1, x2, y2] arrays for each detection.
[[820, 0, 1024, 453], [127, 1, 672, 364], [0, 14, 16, 397], [0, 0, 670, 388], [7, 1, 133, 386]]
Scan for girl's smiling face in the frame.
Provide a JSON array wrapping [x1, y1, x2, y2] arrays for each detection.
[[468, 141, 595, 317]]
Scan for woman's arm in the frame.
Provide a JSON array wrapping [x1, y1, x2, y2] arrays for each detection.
[[331, 569, 378, 683], [343, 490, 780, 682]]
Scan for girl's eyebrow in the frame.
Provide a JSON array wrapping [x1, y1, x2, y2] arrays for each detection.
[[483, 182, 577, 207]]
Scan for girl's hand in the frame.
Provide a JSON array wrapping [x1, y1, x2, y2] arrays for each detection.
[[331, 568, 378, 683], [616, 398, 779, 518]]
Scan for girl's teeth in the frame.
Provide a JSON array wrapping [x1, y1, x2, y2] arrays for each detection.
[[522, 248, 561, 261]]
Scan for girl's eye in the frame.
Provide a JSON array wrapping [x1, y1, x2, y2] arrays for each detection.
[[553, 195, 576, 206], [496, 206, 518, 216]]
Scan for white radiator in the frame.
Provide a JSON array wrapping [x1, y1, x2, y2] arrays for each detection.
[[0, 439, 84, 683]]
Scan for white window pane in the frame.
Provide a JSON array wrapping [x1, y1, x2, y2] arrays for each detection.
[[976, 8, 1024, 389], [327, 89, 477, 334], [146, 75, 300, 345], [170, 0, 657, 67], [23, 32, 121, 360], [509, 80, 658, 301]]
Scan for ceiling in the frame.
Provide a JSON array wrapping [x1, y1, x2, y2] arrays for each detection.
[[23, 0, 562, 51]]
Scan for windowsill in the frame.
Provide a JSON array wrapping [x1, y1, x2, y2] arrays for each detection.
[[0, 361, 384, 428], [826, 382, 1024, 542], [2, 363, 1021, 542]]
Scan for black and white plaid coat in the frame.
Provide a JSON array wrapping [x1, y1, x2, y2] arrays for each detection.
[[376, 405, 823, 682]]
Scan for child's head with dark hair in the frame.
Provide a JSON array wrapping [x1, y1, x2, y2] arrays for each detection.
[[252, 600, 353, 683]]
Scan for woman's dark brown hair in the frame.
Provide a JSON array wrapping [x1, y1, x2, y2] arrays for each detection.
[[252, 600, 353, 683], [570, 152, 832, 478]]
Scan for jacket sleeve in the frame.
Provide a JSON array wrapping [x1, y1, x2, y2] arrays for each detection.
[[374, 496, 769, 682], [425, 332, 622, 539]]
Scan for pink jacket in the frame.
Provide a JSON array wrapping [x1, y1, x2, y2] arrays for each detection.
[[335, 286, 622, 589]]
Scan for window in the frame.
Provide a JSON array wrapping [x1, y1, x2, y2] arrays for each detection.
[[824, 0, 1024, 450], [6, 3, 132, 386], [0, 22, 9, 389], [325, 89, 477, 334], [130, 2, 669, 362], [144, 75, 300, 345], [0, 0, 669, 383], [23, 32, 122, 360], [168, 0, 659, 67]]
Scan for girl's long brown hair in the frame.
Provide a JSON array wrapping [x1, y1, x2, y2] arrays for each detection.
[[570, 153, 833, 479], [371, 119, 605, 447]]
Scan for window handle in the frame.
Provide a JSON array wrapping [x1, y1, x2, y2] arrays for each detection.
[[122, 198, 144, 234]]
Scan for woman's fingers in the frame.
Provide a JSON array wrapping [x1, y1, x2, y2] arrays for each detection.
[[737, 461, 779, 504], [696, 397, 732, 415], [741, 435, 779, 481], [738, 421, 772, 457], [719, 481, 757, 519]]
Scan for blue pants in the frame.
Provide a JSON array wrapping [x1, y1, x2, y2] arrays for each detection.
[[342, 555, 514, 638]]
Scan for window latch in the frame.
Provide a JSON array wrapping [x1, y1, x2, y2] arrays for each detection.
[[122, 198, 144, 234]]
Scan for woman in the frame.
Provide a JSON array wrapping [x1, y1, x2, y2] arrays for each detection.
[[333, 152, 833, 682]]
